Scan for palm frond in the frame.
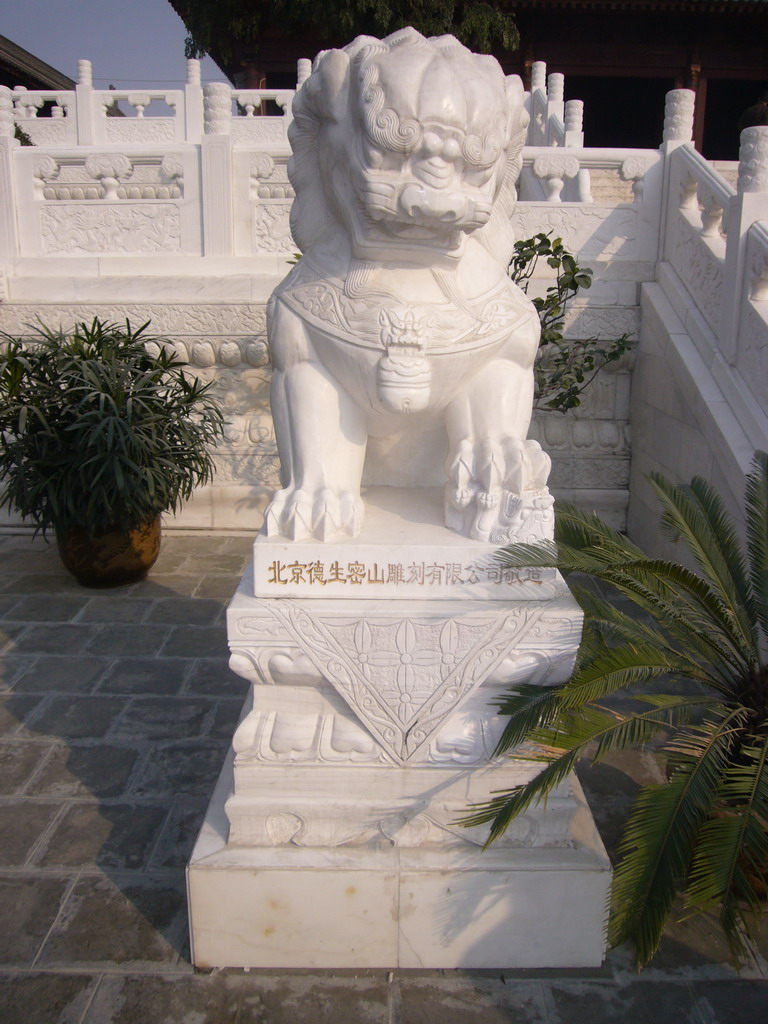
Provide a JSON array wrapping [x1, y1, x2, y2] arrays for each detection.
[[571, 586, 730, 688], [744, 451, 768, 648], [500, 501, 757, 679], [554, 503, 647, 560], [465, 700, 715, 846], [462, 744, 583, 844], [648, 473, 758, 654], [683, 733, 768, 956], [562, 640, 709, 708], [608, 709, 747, 966], [490, 683, 566, 757]]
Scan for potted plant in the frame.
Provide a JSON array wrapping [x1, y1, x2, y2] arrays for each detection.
[[463, 452, 768, 968], [0, 318, 224, 586]]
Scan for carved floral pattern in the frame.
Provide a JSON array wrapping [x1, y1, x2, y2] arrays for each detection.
[[264, 601, 546, 763], [40, 204, 181, 254], [670, 213, 723, 332], [252, 203, 294, 252], [231, 119, 288, 144], [663, 89, 695, 142], [738, 126, 768, 194], [0, 304, 268, 339], [510, 206, 637, 257], [204, 82, 232, 134], [105, 119, 176, 144]]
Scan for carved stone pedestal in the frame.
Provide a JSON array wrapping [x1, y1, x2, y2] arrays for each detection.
[[187, 504, 611, 968]]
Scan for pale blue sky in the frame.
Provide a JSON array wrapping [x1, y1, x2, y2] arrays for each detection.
[[3, 0, 227, 87]]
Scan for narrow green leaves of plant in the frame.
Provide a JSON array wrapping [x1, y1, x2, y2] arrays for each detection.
[[0, 318, 225, 535]]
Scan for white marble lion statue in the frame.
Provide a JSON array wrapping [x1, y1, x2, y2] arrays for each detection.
[[264, 27, 551, 543]]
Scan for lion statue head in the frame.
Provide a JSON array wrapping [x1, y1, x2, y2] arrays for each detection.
[[288, 27, 528, 268]]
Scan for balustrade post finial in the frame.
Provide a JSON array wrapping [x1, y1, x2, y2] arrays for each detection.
[[738, 126, 768, 194], [530, 61, 546, 92], [662, 89, 695, 143], [297, 59, 312, 88], [0, 86, 14, 138], [77, 60, 93, 87], [186, 59, 201, 86], [564, 100, 583, 135], [547, 73, 564, 104], [203, 82, 232, 135]]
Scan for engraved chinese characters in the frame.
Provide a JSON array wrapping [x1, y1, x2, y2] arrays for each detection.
[[264, 28, 552, 544]]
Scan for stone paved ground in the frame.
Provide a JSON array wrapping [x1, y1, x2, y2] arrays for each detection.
[[0, 531, 766, 1023]]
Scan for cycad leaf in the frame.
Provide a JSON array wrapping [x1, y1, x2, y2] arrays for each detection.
[[464, 701, 707, 846], [491, 684, 565, 756], [648, 473, 757, 655], [683, 733, 768, 957], [562, 640, 706, 708], [744, 450, 768, 645], [609, 709, 746, 966]]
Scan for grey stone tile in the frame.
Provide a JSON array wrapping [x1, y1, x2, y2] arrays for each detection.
[[547, 980, 699, 1023], [0, 801, 59, 867], [222, 534, 257, 555], [0, 573, 83, 595], [113, 698, 213, 741], [0, 595, 22, 619], [82, 973, 243, 1024], [0, 695, 46, 737], [0, 972, 99, 1024], [684, 980, 768, 1022], [16, 624, 96, 655], [98, 657, 189, 695], [4, 595, 91, 622], [85, 624, 170, 657], [195, 575, 241, 600], [184, 657, 248, 698], [0, 875, 70, 964], [0, 655, 35, 692], [399, 976, 549, 1023], [150, 596, 224, 626], [148, 798, 208, 869], [207, 699, 245, 740], [36, 802, 168, 870], [27, 696, 126, 740], [643, 903, 739, 972], [131, 574, 204, 598], [131, 742, 227, 797], [161, 624, 227, 658], [181, 553, 247, 575], [0, 623, 30, 655], [12, 655, 109, 694], [79, 596, 154, 623], [161, 535, 228, 556], [145, 550, 190, 574], [0, 741, 51, 794], [2, 547, 65, 575], [25, 743, 140, 799], [37, 873, 187, 967], [237, 974, 391, 1023]]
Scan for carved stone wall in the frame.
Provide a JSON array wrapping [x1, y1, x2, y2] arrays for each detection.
[[0, 287, 633, 531]]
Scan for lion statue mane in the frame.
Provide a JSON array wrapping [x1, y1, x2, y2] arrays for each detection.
[[264, 28, 553, 544]]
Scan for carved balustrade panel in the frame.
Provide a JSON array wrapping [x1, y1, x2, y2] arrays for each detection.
[[664, 147, 735, 335]]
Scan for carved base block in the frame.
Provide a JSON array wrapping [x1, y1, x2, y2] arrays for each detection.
[[187, 565, 611, 968], [254, 486, 556, 601], [188, 747, 611, 968]]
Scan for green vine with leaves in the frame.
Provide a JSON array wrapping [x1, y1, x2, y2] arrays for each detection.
[[510, 232, 633, 413]]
